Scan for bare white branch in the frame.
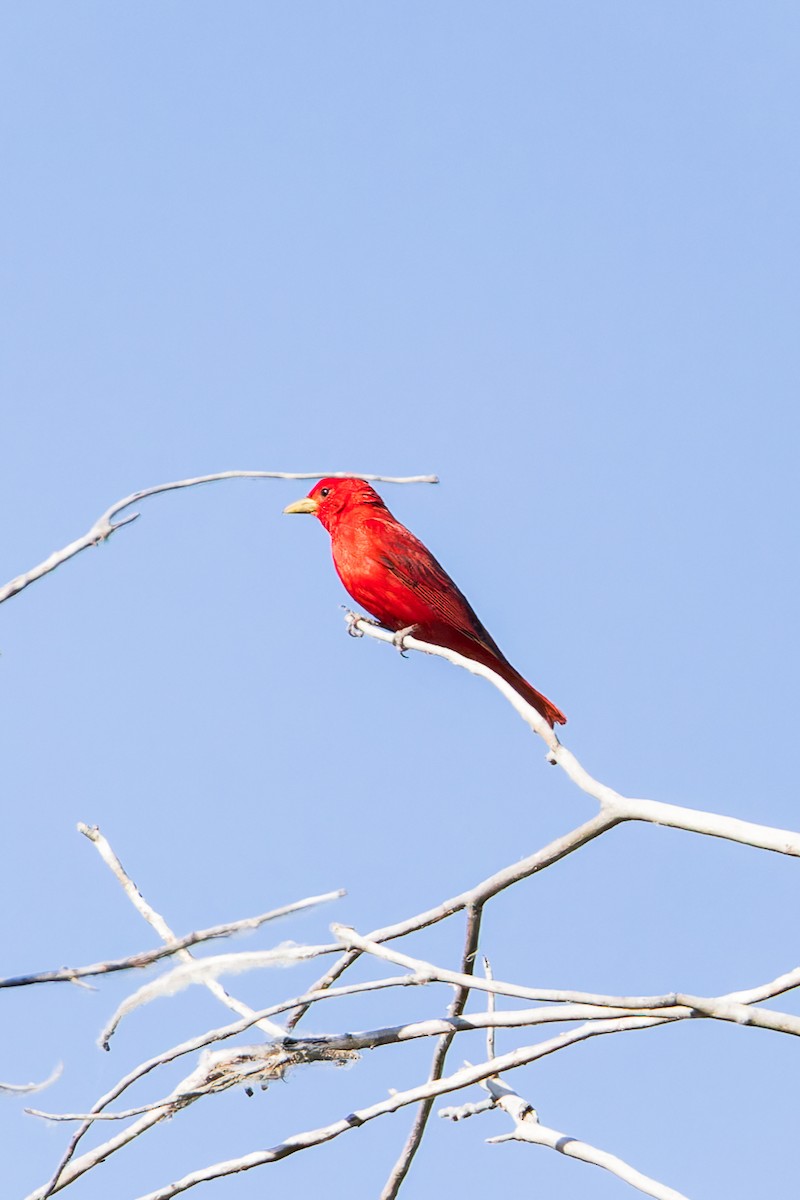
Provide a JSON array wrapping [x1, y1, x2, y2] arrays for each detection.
[[316, 808, 619, 981], [378, 898, 485, 1199], [286, 775, 800, 1194], [483, 957, 496, 1061], [613, 795, 800, 855], [482, 1077, 689, 1200], [0, 470, 437, 606], [289, 808, 621, 1038], [346, 611, 560, 745], [438, 1096, 497, 1121], [278, 1006, 680, 1048], [29, 1102, 176, 1122], [32, 1065, 218, 1199], [80, 823, 287, 1041], [1, 889, 345, 989], [78, 822, 184, 939], [347, 614, 800, 857], [333, 926, 800, 1035], [284, 998, 800, 1052], [723, 963, 800, 1006], [332, 925, 663, 1008]]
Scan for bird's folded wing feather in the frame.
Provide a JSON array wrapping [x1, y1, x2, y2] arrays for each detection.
[[363, 517, 504, 656]]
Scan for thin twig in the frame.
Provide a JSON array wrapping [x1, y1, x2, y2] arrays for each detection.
[[332, 927, 643, 1006], [481, 1077, 689, 1200], [334, 927, 800, 1024], [79, 823, 286, 1042], [1, 890, 345, 989], [29, 1100, 178, 1122], [483, 957, 496, 1061], [380, 901, 484, 1198]]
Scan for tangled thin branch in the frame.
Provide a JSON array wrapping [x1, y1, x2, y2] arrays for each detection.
[[7, 477, 800, 1200]]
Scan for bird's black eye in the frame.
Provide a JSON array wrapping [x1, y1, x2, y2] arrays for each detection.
[[320, 487, 330, 498]]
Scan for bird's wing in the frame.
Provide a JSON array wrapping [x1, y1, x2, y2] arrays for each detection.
[[363, 516, 504, 656]]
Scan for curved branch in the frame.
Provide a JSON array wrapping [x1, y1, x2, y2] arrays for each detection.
[[0, 470, 437, 605], [333, 927, 800, 1031], [480, 1077, 689, 1200], [347, 615, 800, 857], [0, 891, 345, 989]]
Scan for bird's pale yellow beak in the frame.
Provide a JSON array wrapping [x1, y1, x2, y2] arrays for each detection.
[[283, 497, 319, 515]]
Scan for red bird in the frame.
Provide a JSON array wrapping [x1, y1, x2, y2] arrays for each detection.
[[284, 477, 566, 727]]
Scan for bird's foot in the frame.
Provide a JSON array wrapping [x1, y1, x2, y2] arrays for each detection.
[[392, 625, 419, 656], [344, 609, 378, 638]]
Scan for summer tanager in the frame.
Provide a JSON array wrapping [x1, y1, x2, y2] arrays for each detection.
[[284, 477, 566, 727]]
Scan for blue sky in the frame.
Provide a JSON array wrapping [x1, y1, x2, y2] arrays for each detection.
[[2, 4, 799, 1198]]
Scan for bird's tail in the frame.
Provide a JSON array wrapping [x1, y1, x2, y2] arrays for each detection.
[[495, 661, 567, 728]]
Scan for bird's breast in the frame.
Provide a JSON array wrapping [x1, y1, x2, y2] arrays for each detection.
[[331, 525, 421, 631]]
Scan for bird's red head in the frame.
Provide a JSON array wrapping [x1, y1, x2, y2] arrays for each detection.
[[283, 477, 388, 532]]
